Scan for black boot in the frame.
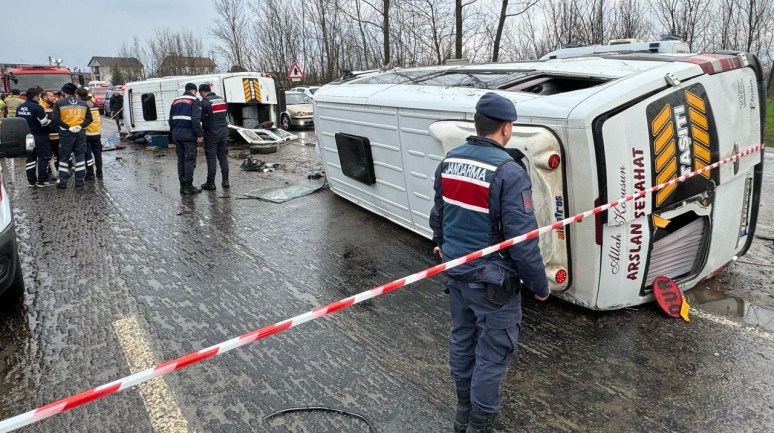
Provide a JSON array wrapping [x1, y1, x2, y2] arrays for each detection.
[[454, 387, 471, 433], [201, 176, 216, 191], [221, 179, 230, 189], [179, 180, 185, 194], [466, 411, 498, 433], [181, 181, 202, 195], [96, 168, 103, 179]]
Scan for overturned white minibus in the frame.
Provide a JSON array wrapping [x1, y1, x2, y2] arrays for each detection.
[[123, 72, 293, 145], [313, 51, 766, 310]]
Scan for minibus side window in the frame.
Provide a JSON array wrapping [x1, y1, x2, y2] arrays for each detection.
[[141, 93, 157, 121]]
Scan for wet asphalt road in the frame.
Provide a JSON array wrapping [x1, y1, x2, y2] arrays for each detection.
[[0, 121, 772, 433]]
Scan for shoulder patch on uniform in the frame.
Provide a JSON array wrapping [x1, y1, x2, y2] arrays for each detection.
[[522, 190, 534, 214]]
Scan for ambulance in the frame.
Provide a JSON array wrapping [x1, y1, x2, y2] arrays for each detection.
[[312, 50, 766, 310]]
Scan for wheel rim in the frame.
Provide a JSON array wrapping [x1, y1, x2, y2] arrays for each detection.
[[282, 116, 289, 129]]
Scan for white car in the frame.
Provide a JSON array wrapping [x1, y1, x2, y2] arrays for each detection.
[[0, 118, 30, 300], [281, 91, 314, 130], [289, 86, 321, 99]]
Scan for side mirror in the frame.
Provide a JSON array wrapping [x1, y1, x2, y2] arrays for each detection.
[[0, 118, 31, 158]]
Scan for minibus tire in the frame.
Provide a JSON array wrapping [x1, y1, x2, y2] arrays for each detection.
[[0, 259, 24, 306], [250, 143, 278, 154]]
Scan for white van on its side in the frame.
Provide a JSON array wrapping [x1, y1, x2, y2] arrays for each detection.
[[123, 72, 293, 145], [313, 51, 766, 310]]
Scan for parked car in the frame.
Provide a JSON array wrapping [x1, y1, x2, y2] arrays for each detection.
[[289, 86, 321, 98], [281, 91, 314, 130], [0, 118, 30, 301]]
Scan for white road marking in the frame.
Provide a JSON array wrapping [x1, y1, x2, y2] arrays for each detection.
[[113, 315, 191, 433], [692, 309, 774, 343]]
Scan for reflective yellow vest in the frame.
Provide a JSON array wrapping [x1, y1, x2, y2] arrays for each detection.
[[84, 99, 101, 136]]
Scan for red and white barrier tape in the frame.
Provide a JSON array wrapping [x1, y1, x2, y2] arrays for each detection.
[[0, 143, 763, 432]]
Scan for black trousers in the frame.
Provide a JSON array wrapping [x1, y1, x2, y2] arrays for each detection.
[[203, 135, 229, 181], [85, 135, 102, 173], [25, 135, 51, 185], [175, 139, 197, 183], [58, 131, 87, 183]]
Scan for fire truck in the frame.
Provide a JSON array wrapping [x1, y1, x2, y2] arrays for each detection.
[[1, 65, 73, 94]]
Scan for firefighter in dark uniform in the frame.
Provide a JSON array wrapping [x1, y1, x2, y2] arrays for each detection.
[[197, 83, 230, 190], [76, 87, 103, 179], [5, 89, 23, 117], [52, 83, 92, 188], [16, 88, 56, 187], [169, 83, 203, 195], [429, 92, 550, 433]]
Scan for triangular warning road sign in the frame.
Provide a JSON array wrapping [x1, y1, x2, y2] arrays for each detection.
[[287, 61, 305, 79]]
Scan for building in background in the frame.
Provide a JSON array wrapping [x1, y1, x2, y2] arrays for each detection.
[[70, 68, 93, 85], [159, 56, 217, 76], [88, 57, 144, 84]]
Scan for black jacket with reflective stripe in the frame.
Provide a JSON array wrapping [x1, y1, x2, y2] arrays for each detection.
[[201, 93, 229, 139]]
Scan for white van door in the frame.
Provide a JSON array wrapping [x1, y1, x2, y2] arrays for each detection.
[[222, 76, 276, 105]]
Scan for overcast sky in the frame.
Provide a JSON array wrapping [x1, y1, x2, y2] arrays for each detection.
[[0, 0, 218, 70]]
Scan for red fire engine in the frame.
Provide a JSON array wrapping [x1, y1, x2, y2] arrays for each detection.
[[1, 65, 72, 94]]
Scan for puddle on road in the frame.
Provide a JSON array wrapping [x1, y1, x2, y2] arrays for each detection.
[[685, 282, 774, 332]]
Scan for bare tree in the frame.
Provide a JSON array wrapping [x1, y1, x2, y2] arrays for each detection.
[[117, 37, 148, 80], [739, 0, 772, 52], [493, 0, 540, 61], [149, 29, 209, 76], [405, 0, 455, 64], [543, 0, 586, 47], [210, 0, 249, 70], [608, 0, 649, 40], [455, 0, 479, 59], [116, 0, 774, 91], [650, 0, 712, 51]]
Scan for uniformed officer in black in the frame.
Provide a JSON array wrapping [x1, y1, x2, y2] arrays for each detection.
[[198, 83, 230, 190], [430, 92, 549, 433], [16, 88, 56, 187], [169, 83, 203, 195]]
